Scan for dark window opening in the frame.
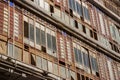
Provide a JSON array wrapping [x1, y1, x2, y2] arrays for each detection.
[[90, 30, 93, 38], [24, 21, 29, 38], [24, 44, 29, 51], [70, 9, 73, 17], [41, 46, 46, 53], [82, 25, 86, 33], [86, 77, 89, 80], [94, 32, 98, 40], [77, 73, 80, 80], [75, 20, 78, 28], [81, 75, 85, 80], [50, 5, 54, 13]]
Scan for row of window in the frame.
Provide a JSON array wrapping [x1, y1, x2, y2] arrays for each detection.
[[73, 42, 99, 76], [23, 15, 99, 76], [24, 15, 57, 57], [30, 0, 120, 44], [3, 42, 76, 79], [2, 0, 120, 56]]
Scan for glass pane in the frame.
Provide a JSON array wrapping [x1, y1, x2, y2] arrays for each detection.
[[24, 21, 29, 38], [30, 24, 34, 42], [36, 27, 40, 45], [14, 46, 22, 61], [47, 33, 52, 49], [8, 43, 13, 58], [74, 48, 79, 63], [53, 63, 58, 75], [52, 36, 56, 52], [48, 61, 53, 73], [42, 58, 47, 71], [36, 56, 42, 69], [60, 66, 66, 78], [41, 30, 46, 46], [78, 49, 82, 65]]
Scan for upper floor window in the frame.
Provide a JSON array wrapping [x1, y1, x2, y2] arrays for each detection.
[[46, 28, 57, 57]]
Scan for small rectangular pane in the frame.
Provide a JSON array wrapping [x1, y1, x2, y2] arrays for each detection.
[[36, 56, 42, 69], [47, 33, 52, 49], [14, 46, 22, 61], [42, 58, 47, 71], [52, 36, 56, 52], [36, 27, 40, 45], [8, 43, 13, 58], [41, 30, 46, 46], [30, 24, 34, 42], [24, 21, 29, 38]]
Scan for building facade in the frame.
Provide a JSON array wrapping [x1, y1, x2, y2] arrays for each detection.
[[0, 0, 120, 80]]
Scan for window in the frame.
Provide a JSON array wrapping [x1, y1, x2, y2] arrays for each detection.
[[107, 59, 115, 80], [60, 66, 66, 78], [74, 20, 78, 28], [89, 52, 98, 75], [47, 33, 52, 49], [3, 8, 9, 33], [70, 18, 74, 27], [8, 43, 13, 58], [44, 2, 50, 12], [74, 47, 79, 63], [64, 13, 70, 25], [36, 27, 41, 45], [76, 1, 82, 16], [29, 22, 34, 42], [34, 25, 46, 52], [41, 25, 46, 46], [36, 56, 42, 69], [83, 5, 90, 21], [14, 46, 22, 61], [73, 43, 83, 66], [70, 71, 76, 80], [14, 13, 19, 37], [82, 25, 86, 33], [53, 63, 58, 75], [81, 47, 90, 72], [46, 28, 57, 57], [23, 51, 30, 64], [48, 61, 53, 73], [69, 0, 76, 11], [54, 7, 61, 18], [31, 54, 36, 66], [39, 0, 44, 8], [83, 52, 89, 68], [24, 21, 29, 38], [78, 23, 82, 29], [110, 23, 120, 42], [98, 12, 106, 35], [42, 58, 47, 71]]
